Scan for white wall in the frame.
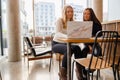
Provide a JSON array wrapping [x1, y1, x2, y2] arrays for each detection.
[[108, 0, 120, 20]]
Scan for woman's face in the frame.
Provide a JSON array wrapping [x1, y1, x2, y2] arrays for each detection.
[[66, 7, 73, 20], [83, 10, 91, 21]]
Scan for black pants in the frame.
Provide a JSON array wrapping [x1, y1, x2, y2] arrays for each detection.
[[52, 41, 90, 69]]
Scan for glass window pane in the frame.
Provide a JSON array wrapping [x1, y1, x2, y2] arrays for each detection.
[[103, 0, 108, 21], [34, 0, 62, 36], [66, 0, 87, 21], [1, 0, 8, 56]]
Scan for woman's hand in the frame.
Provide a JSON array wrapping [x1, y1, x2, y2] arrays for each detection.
[[89, 45, 92, 54]]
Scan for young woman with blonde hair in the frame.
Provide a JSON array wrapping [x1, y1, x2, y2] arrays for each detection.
[[52, 5, 83, 80]]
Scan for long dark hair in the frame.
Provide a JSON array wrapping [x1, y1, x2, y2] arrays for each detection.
[[83, 8, 102, 27]]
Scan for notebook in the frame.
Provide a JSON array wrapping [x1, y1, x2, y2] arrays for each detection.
[[67, 21, 93, 38]]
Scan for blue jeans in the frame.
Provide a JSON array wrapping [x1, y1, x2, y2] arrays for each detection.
[[52, 41, 84, 69]]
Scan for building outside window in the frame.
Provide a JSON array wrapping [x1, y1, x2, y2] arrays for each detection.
[[33, 0, 88, 36], [0, 0, 109, 56], [66, 0, 87, 21], [34, 0, 62, 36]]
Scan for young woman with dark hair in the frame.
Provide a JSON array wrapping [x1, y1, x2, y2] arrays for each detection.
[[76, 8, 102, 80]]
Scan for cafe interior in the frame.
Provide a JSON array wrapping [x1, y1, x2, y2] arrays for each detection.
[[0, 0, 120, 80]]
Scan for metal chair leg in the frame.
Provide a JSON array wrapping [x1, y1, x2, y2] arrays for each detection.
[[98, 70, 101, 77], [87, 71, 90, 80], [118, 71, 120, 80], [0, 72, 2, 80], [96, 69, 100, 80], [72, 60, 75, 80], [59, 54, 61, 80], [59, 55, 61, 70], [117, 57, 120, 80], [96, 70, 99, 80], [49, 56, 52, 72], [112, 66, 116, 80], [91, 72, 93, 80], [116, 66, 120, 80], [49, 52, 53, 72]]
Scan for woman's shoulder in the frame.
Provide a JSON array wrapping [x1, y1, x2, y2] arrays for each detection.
[[57, 18, 63, 22], [93, 22, 102, 27], [56, 18, 63, 25]]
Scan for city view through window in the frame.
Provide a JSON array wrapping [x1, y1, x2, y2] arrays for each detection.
[[0, 0, 88, 56], [33, 0, 87, 36], [0, 0, 108, 56]]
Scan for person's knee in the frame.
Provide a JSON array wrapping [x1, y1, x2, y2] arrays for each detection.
[[52, 44, 67, 54]]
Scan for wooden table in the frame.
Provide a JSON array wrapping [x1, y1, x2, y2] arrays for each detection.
[[58, 37, 120, 80]]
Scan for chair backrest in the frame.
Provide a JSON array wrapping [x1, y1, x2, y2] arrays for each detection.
[[89, 31, 118, 69], [24, 37, 36, 57]]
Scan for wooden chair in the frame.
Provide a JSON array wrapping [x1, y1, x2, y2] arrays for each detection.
[[72, 31, 119, 80], [115, 56, 120, 80], [24, 37, 52, 72]]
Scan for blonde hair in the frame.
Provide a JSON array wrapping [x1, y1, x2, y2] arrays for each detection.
[[62, 5, 73, 29]]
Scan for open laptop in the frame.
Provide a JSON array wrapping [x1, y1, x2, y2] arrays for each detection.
[[67, 21, 93, 38]]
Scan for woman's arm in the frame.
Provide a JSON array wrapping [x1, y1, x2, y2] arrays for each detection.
[[56, 18, 66, 34], [56, 18, 63, 32]]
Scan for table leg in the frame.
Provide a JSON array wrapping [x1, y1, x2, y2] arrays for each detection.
[[67, 42, 71, 80]]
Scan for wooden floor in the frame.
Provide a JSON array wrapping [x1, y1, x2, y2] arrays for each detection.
[[0, 55, 119, 80]]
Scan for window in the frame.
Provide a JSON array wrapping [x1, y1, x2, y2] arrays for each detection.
[[0, 0, 89, 56], [25, 0, 88, 36], [103, 0, 108, 21], [66, 0, 87, 21], [33, 0, 62, 36]]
